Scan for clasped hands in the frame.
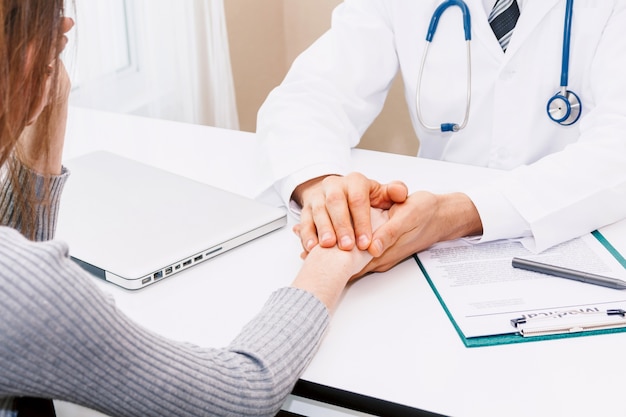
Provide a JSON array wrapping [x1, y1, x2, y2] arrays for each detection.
[[293, 172, 483, 279]]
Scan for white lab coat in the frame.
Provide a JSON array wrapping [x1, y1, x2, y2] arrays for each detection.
[[257, 0, 626, 252]]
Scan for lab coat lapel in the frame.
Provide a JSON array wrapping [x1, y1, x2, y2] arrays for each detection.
[[467, 0, 503, 61], [505, 0, 562, 57], [468, 0, 562, 63]]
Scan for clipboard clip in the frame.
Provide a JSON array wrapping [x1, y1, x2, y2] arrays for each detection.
[[510, 309, 626, 337]]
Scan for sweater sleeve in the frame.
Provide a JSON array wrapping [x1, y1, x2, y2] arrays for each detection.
[[0, 227, 330, 417], [0, 157, 69, 242]]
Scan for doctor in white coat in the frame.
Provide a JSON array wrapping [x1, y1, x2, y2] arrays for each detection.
[[257, 0, 626, 275]]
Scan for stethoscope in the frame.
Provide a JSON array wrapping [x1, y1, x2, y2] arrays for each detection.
[[416, 0, 581, 133]]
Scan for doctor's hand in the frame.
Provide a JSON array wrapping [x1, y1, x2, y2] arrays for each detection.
[[292, 172, 408, 254], [292, 207, 390, 311], [354, 191, 483, 277]]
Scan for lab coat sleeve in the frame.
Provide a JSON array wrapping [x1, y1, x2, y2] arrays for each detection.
[[256, 0, 399, 206], [467, 3, 626, 252]]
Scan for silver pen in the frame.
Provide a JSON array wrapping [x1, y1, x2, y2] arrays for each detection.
[[511, 257, 626, 290]]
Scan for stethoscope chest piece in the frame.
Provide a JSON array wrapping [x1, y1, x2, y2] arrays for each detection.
[[546, 0, 581, 126], [547, 89, 581, 126]]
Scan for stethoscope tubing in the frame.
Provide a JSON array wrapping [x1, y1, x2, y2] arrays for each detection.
[[426, 0, 472, 42], [417, 0, 580, 133], [547, 0, 581, 126], [416, 0, 472, 132], [560, 0, 574, 88]]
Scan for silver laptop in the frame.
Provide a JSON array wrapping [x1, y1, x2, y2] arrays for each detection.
[[55, 151, 287, 290]]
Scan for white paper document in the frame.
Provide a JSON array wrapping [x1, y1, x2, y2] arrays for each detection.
[[417, 233, 626, 338]]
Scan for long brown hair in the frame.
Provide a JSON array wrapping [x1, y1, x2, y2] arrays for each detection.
[[0, 0, 66, 239]]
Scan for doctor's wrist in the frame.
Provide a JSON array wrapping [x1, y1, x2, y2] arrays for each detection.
[[435, 193, 483, 241], [291, 175, 335, 207]]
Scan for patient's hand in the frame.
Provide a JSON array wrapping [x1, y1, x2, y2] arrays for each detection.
[[291, 208, 390, 311], [299, 207, 389, 276]]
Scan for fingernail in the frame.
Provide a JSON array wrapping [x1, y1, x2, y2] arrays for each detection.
[[321, 232, 333, 245], [372, 239, 383, 256], [340, 235, 352, 249], [305, 239, 316, 251], [357, 234, 370, 249]]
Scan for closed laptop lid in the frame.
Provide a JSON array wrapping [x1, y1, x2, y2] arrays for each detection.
[[55, 151, 287, 290]]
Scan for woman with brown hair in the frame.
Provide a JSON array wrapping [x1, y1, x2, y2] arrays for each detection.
[[0, 1, 386, 416], [0, 0, 71, 242]]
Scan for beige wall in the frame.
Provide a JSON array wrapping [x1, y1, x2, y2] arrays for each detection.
[[282, 0, 339, 63], [224, 0, 285, 133], [224, 0, 418, 156]]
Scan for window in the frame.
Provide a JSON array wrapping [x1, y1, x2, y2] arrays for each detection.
[[64, 0, 239, 128], [65, 0, 143, 113]]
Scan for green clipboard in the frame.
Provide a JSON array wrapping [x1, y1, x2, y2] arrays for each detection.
[[415, 230, 626, 348]]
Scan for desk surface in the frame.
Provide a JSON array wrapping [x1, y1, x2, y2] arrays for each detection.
[[64, 107, 626, 417]]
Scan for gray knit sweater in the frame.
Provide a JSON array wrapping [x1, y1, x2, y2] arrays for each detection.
[[0, 160, 329, 417]]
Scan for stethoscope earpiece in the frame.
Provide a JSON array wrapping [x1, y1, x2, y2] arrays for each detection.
[[547, 89, 582, 126]]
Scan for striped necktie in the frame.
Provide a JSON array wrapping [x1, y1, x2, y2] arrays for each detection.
[[488, 0, 520, 52]]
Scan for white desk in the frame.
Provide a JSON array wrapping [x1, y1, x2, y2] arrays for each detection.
[[60, 107, 626, 417]]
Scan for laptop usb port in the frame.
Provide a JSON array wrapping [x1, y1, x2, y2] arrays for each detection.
[[194, 254, 203, 262], [183, 259, 192, 267]]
